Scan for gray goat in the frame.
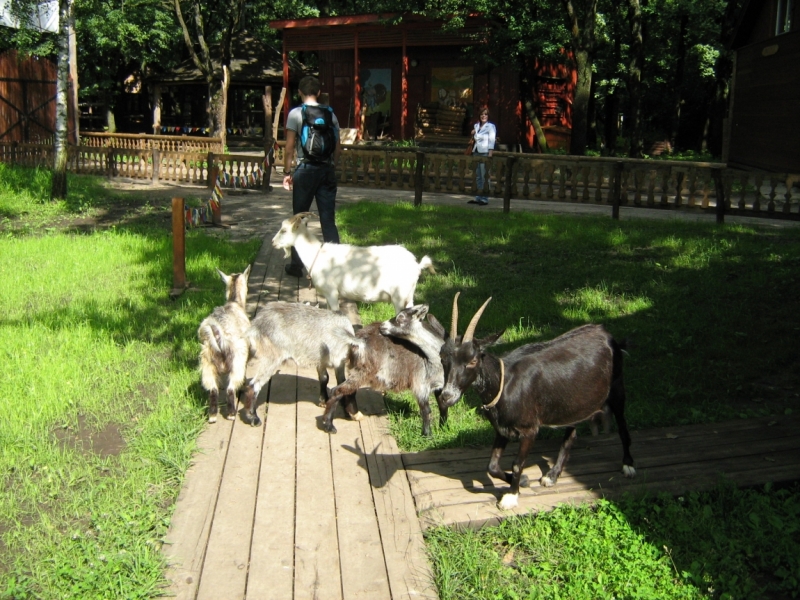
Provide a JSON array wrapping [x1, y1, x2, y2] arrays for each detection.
[[241, 301, 361, 427], [197, 266, 251, 423]]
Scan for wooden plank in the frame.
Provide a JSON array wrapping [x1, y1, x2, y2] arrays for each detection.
[[162, 417, 235, 600], [246, 372, 298, 600], [294, 374, 342, 600], [358, 389, 439, 600], [405, 426, 800, 495], [329, 395, 392, 599], [419, 451, 800, 531], [195, 398, 267, 600]]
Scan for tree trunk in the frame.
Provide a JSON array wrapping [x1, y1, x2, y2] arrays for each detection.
[[570, 48, 592, 155], [626, 0, 644, 158], [51, 0, 71, 200], [524, 99, 549, 152], [208, 65, 229, 149], [670, 13, 688, 149], [105, 105, 117, 133], [706, 0, 738, 157]]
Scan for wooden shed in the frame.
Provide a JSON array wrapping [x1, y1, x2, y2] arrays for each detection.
[[269, 14, 574, 150], [0, 49, 76, 144], [145, 36, 305, 144], [727, 0, 800, 172]]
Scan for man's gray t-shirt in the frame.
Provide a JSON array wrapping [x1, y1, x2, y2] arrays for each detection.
[[287, 102, 340, 162]]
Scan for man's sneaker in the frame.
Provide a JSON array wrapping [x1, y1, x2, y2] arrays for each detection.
[[284, 264, 304, 278]]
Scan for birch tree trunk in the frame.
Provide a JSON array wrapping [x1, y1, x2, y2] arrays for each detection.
[[562, 0, 598, 156], [51, 0, 71, 200]]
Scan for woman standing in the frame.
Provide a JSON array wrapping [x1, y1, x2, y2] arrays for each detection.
[[469, 107, 496, 205]]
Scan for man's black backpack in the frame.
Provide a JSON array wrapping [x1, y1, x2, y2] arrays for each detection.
[[300, 104, 336, 163]]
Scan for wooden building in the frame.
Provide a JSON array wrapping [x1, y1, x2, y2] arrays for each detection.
[[269, 14, 575, 150], [0, 49, 77, 143], [144, 36, 305, 144], [727, 0, 800, 172]]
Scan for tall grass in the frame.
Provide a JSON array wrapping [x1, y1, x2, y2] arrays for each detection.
[[0, 170, 260, 598]]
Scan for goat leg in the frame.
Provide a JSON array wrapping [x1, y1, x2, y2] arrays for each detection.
[[241, 383, 262, 427], [497, 436, 534, 510], [208, 389, 219, 423], [317, 365, 330, 407], [434, 390, 449, 428], [322, 380, 358, 433], [417, 395, 433, 437], [225, 388, 237, 421], [607, 386, 636, 477], [541, 427, 576, 487]]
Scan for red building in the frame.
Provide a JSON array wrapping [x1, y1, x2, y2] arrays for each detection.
[[269, 14, 575, 151]]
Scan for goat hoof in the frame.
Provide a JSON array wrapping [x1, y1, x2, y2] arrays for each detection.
[[497, 493, 519, 510], [250, 416, 262, 427], [350, 411, 364, 422], [540, 475, 556, 487], [519, 474, 530, 488], [324, 423, 337, 434], [623, 465, 637, 478], [208, 416, 217, 424], [226, 414, 236, 421]]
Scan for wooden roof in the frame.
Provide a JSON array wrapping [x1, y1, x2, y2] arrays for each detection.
[[270, 13, 489, 51]]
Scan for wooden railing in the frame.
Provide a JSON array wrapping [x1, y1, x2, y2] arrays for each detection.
[[2, 141, 797, 222], [81, 132, 223, 154]]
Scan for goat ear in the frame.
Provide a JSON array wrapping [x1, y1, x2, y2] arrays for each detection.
[[242, 264, 252, 281], [478, 331, 505, 348], [426, 313, 445, 337], [413, 304, 429, 319], [216, 268, 230, 285]]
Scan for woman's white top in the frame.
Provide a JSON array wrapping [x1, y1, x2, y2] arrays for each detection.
[[473, 121, 497, 154]]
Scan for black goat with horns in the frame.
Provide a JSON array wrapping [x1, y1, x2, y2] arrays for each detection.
[[386, 293, 636, 510]]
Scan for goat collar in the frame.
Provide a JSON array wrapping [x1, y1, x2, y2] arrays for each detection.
[[482, 358, 504, 410], [306, 243, 326, 281]]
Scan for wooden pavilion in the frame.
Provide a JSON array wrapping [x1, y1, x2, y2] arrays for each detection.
[[269, 14, 575, 150], [726, 0, 800, 172]]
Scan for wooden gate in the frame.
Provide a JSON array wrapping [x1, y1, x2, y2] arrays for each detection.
[[0, 49, 75, 143]]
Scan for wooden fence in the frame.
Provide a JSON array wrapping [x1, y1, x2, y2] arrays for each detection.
[[2, 141, 798, 223], [81, 132, 223, 154]]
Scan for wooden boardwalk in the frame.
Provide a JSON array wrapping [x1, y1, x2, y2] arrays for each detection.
[[160, 204, 800, 600], [162, 226, 437, 600]]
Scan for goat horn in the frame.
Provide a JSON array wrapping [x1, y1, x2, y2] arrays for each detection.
[[463, 297, 492, 343], [450, 292, 460, 341]]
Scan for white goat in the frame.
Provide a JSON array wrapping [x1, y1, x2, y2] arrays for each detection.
[[240, 301, 364, 427], [271, 212, 435, 314], [198, 265, 251, 423]]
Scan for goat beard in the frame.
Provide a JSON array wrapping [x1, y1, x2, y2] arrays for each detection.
[[282, 248, 291, 259]]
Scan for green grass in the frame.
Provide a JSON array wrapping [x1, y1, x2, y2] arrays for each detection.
[[426, 482, 800, 600], [0, 168, 260, 598], [337, 200, 800, 600], [337, 201, 800, 451]]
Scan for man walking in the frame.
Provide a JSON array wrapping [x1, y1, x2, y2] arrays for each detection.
[[282, 75, 341, 277]]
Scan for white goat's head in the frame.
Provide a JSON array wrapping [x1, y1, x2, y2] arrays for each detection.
[[272, 212, 315, 259]]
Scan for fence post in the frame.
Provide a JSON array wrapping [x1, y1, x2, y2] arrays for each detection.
[[170, 197, 188, 298], [152, 148, 160, 184], [712, 167, 726, 224], [502, 156, 516, 214], [207, 152, 216, 188], [414, 151, 425, 206], [611, 161, 623, 220], [106, 147, 116, 176]]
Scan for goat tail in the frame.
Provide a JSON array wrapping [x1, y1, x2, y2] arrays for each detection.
[[418, 255, 436, 275]]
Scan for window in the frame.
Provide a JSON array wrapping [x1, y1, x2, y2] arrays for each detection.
[[776, 0, 794, 35]]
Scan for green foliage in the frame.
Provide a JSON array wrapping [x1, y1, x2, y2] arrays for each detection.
[[426, 483, 800, 599]]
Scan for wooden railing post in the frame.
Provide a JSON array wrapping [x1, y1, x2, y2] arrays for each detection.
[[502, 156, 516, 213], [611, 161, 623, 220], [712, 166, 726, 224], [414, 151, 425, 206], [170, 197, 188, 298], [207, 152, 216, 188], [152, 148, 160, 184]]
